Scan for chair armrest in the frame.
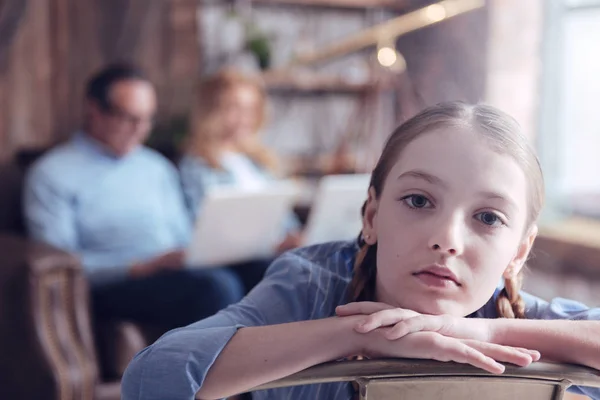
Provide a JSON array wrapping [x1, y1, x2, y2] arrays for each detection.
[[95, 320, 147, 381], [0, 234, 98, 400]]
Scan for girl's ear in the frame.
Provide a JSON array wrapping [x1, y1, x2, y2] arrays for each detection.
[[504, 225, 538, 279], [362, 187, 379, 245]]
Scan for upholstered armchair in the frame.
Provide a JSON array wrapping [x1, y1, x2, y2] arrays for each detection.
[[0, 157, 146, 400]]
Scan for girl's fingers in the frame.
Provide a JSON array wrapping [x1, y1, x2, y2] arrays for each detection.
[[430, 336, 506, 374], [355, 309, 417, 333], [461, 340, 538, 368], [384, 315, 443, 340], [335, 302, 393, 316]]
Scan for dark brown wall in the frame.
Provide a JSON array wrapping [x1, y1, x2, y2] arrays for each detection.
[[0, 0, 199, 161], [394, 4, 489, 120]]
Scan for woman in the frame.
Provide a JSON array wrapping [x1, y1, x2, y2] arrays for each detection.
[[179, 70, 301, 289]]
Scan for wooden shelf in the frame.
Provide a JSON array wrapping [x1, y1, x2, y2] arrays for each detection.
[[248, 0, 409, 11], [261, 71, 377, 93]]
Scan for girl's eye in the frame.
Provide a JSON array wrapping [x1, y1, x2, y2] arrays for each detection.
[[401, 194, 433, 209], [475, 212, 505, 227]]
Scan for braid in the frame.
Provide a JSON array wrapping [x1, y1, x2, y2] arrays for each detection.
[[348, 201, 378, 303], [348, 238, 378, 399], [348, 242, 378, 303], [495, 271, 526, 318]]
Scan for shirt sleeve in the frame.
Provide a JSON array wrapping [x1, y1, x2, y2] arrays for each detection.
[[24, 166, 79, 252], [522, 292, 600, 320], [121, 251, 315, 400], [179, 157, 214, 222], [24, 167, 129, 283], [162, 161, 193, 247], [522, 292, 600, 399]]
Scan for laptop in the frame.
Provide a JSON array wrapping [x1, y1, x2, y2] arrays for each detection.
[[302, 174, 371, 246], [184, 183, 299, 268]]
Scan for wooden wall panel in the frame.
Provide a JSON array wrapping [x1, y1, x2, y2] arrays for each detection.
[[0, 0, 30, 160], [0, 0, 200, 161]]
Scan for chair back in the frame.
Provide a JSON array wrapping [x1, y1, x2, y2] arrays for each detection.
[[251, 359, 600, 400]]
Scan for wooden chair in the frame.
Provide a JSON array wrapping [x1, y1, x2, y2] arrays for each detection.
[[250, 359, 600, 400]]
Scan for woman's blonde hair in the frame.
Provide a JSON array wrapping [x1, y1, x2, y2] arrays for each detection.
[[348, 101, 545, 319], [186, 69, 278, 171]]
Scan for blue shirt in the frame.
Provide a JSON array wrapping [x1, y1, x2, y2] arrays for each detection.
[[121, 241, 600, 400], [24, 133, 191, 283]]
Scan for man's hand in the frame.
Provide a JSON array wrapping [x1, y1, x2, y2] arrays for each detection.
[[129, 249, 185, 278]]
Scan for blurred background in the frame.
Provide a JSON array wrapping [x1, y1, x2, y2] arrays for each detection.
[[0, 0, 599, 399]]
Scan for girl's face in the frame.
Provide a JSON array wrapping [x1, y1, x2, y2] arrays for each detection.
[[219, 85, 262, 145], [362, 127, 537, 316]]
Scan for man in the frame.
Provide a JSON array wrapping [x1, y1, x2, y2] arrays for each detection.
[[24, 64, 245, 330]]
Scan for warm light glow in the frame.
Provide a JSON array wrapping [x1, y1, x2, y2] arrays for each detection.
[[390, 52, 407, 73], [425, 4, 447, 22], [377, 47, 398, 67]]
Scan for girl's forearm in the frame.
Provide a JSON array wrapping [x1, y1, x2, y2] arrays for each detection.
[[489, 319, 600, 369], [197, 317, 363, 400]]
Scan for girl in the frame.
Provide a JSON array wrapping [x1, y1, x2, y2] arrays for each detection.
[[122, 102, 600, 400], [179, 69, 302, 254]]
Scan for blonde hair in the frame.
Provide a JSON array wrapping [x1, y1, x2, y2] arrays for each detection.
[[186, 69, 278, 171], [348, 101, 545, 319]]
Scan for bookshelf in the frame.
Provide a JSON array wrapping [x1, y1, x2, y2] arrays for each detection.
[[261, 71, 377, 94], [250, 0, 409, 11]]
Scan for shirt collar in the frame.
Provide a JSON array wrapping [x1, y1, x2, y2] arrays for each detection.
[[73, 131, 140, 161]]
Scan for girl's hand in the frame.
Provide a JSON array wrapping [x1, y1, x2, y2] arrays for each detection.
[[337, 302, 491, 342], [336, 301, 418, 318], [363, 329, 540, 374]]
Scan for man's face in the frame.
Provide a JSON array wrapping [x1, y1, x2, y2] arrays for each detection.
[[88, 79, 157, 157]]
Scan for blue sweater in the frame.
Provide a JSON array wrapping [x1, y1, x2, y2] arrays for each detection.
[[122, 241, 600, 400]]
